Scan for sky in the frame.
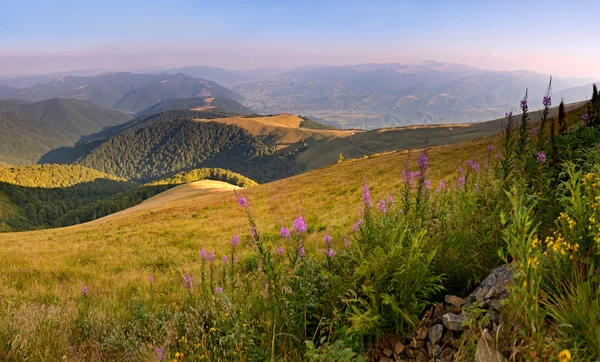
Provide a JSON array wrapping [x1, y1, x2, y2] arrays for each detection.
[[1, 0, 599, 78]]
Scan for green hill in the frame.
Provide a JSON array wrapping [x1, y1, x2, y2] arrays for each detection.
[[0, 99, 132, 165], [0, 112, 74, 165], [0, 164, 136, 230], [71, 116, 301, 182], [135, 96, 252, 117]]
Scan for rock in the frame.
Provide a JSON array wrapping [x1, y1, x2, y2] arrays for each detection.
[[452, 338, 462, 349], [475, 330, 508, 362], [405, 348, 417, 358], [440, 348, 454, 360], [470, 265, 513, 303], [426, 342, 440, 358], [415, 350, 428, 362], [394, 341, 405, 355], [442, 313, 466, 331], [383, 348, 393, 357], [378, 357, 393, 362], [409, 339, 425, 349], [445, 295, 466, 308], [416, 326, 428, 340], [489, 299, 503, 312], [428, 324, 444, 345], [486, 309, 500, 325], [441, 330, 453, 345]]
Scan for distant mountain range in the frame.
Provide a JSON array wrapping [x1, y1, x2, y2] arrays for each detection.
[[0, 98, 131, 164], [231, 62, 594, 128], [0, 62, 596, 130], [0, 72, 246, 114]]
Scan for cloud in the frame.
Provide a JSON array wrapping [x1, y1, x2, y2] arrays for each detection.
[[488, 52, 499, 57]]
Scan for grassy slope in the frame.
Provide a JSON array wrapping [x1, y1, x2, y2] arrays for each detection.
[[298, 101, 586, 170], [193, 114, 357, 151], [0, 102, 588, 321]]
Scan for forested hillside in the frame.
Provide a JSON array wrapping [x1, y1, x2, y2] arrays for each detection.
[[0, 165, 135, 230], [75, 119, 295, 182], [0, 112, 74, 164], [0, 99, 131, 164]]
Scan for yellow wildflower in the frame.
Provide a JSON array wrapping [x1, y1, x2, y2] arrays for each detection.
[[558, 349, 571, 362], [210, 327, 216, 332]]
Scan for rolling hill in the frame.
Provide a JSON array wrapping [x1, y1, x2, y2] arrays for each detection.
[[135, 96, 252, 117], [0, 98, 132, 164], [66, 117, 301, 183], [0, 72, 247, 114]]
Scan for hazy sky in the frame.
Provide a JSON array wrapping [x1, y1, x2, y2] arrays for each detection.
[[1, 0, 599, 78]]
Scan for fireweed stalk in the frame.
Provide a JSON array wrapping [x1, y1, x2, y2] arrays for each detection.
[[537, 77, 552, 151], [500, 110, 517, 182], [517, 89, 530, 166]]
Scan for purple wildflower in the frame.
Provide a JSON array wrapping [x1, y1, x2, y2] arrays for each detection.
[[543, 95, 552, 107], [457, 176, 466, 189], [327, 248, 335, 258], [299, 246, 305, 257], [155, 347, 164, 361], [582, 113, 590, 124], [457, 166, 463, 174], [183, 274, 193, 291], [378, 198, 387, 215], [222, 255, 228, 263], [537, 151, 546, 163], [362, 182, 372, 207], [417, 153, 429, 173], [352, 219, 363, 233], [277, 245, 284, 255], [231, 235, 239, 246], [530, 128, 537, 136], [439, 181, 446, 190], [487, 144, 494, 152], [471, 162, 480, 172], [280, 227, 291, 239], [208, 251, 215, 263], [215, 286, 223, 294], [263, 282, 269, 299], [506, 111, 513, 118], [148, 275, 154, 285], [293, 216, 307, 234], [250, 226, 257, 240], [520, 98, 528, 110], [199, 249, 207, 260], [424, 179, 431, 189], [387, 193, 393, 204], [323, 233, 332, 247], [343, 237, 350, 248], [495, 153, 501, 160], [81, 284, 88, 296], [237, 196, 249, 208]]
